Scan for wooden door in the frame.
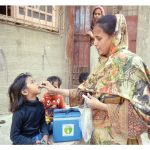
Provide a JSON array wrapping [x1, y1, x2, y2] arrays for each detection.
[[66, 6, 138, 88], [67, 6, 91, 88]]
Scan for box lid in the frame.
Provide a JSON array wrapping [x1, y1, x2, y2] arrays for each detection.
[[53, 108, 81, 118]]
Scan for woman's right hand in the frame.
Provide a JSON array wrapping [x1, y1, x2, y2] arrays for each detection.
[[40, 82, 69, 96], [39, 81, 56, 94]]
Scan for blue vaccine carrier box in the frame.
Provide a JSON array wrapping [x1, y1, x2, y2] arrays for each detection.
[[53, 108, 82, 142]]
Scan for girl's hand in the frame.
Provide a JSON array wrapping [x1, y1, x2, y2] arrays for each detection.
[[35, 140, 41, 144], [51, 105, 57, 109], [41, 135, 49, 144]]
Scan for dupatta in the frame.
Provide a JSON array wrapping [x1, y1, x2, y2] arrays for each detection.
[[78, 14, 150, 124]]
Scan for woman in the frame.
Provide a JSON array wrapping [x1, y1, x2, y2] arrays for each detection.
[[87, 6, 105, 40], [87, 6, 105, 71], [41, 14, 150, 144]]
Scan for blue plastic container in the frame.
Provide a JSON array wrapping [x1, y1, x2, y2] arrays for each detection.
[[53, 108, 82, 142]]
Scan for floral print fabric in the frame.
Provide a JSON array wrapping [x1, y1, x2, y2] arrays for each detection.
[[78, 14, 150, 123]]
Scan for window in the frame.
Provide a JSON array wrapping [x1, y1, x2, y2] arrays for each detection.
[[0, 6, 62, 32], [0, 6, 11, 16], [14, 6, 58, 31]]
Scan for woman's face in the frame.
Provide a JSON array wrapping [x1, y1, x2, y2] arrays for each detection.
[[93, 25, 113, 57], [93, 8, 102, 22]]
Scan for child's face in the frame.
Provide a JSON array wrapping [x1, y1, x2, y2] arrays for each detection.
[[53, 81, 59, 88], [23, 76, 41, 98]]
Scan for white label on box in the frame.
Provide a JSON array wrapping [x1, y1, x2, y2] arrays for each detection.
[[62, 124, 74, 136]]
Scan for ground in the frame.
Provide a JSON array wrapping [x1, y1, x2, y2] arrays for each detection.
[[0, 112, 83, 145], [0, 113, 150, 145], [0, 113, 12, 144]]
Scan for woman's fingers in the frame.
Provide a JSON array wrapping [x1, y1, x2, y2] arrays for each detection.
[[39, 81, 55, 90], [87, 93, 99, 101], [87, 93, 92, 98], [87, 93, 96, 100]]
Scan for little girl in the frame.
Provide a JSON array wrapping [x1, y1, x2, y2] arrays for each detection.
[[9, 73, 49, 145]]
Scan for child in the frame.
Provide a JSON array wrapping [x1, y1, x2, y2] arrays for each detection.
[[9, 73, 49, 145], [40, 76, 66, 134], [79, 72, 89, 84]]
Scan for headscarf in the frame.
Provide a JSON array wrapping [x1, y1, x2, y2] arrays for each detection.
[[113, 14, 128, 51], [78, 14, 150, 123], [91, 6, 105, 30]]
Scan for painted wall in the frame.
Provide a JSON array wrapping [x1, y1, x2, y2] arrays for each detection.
[[136, 6, 150, 69], [0, 7, 69, 113]]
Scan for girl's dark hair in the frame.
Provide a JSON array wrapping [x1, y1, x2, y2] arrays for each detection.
[[96, 15, 117, 36], [47, 76, 62, 88], [8, 73, 31, 113]]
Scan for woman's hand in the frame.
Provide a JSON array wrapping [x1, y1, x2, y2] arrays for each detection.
[[84, 93, 108, 111], [40, 81, 56, 94], [40, 81, 69, 96]]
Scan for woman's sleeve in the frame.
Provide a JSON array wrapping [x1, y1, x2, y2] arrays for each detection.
[[69, 89, 84, 107]]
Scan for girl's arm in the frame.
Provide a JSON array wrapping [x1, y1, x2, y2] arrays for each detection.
[[10, 112, 35, 144], [40, 105, 49, 135], [40, 105, 49, 144]]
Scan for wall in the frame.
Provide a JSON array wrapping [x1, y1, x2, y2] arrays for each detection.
[[136, 6, 150, 69], [0, 7, 69, 113]]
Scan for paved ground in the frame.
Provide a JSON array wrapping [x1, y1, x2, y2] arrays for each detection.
[[0, 113, 150, 145], [0, 113, 81, 145], [0, 113, 12, 145]]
